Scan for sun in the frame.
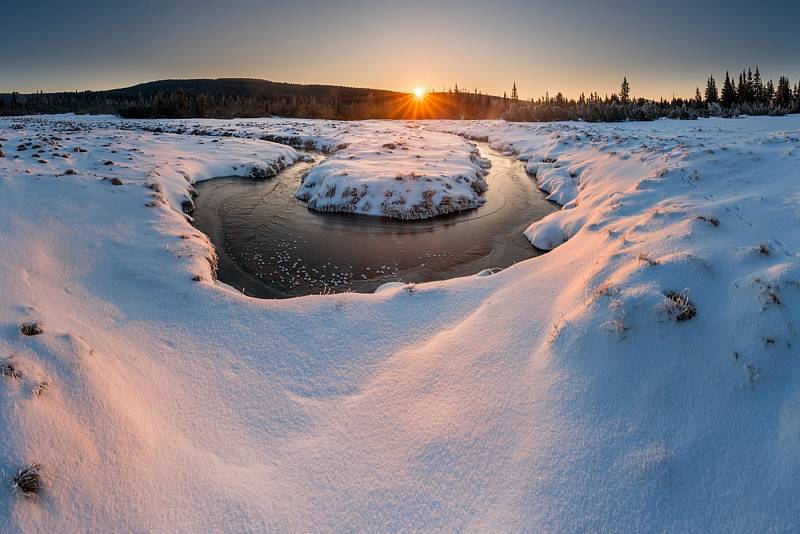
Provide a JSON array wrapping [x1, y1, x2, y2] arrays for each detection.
[[414, 87, 425, 98]]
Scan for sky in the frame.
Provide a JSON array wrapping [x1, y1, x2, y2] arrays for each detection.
[[2, 0, 799, 99]]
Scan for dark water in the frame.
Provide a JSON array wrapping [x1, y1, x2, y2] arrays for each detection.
[[192, 143, 557, 298]]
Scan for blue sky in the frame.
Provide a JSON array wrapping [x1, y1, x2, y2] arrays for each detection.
[[2, 0, 799, 98]]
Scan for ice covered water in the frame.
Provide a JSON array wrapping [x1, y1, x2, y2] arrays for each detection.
[[192, 144, 557, 298]]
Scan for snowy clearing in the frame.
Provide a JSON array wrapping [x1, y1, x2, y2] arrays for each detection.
[[1, 114, 799, 531]]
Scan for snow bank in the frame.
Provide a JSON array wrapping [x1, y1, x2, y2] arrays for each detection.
[[1, 114, 800, 532]]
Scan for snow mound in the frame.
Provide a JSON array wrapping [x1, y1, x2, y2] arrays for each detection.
[[295, 124, 491, 219]]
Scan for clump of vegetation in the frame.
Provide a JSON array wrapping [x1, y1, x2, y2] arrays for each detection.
[[548, 313, 567, 343], [20, 322, 43, 336], [697, 215, 720, 226], [758, 242, 770, 256], [34, 381, 48, 396], [663, 290, 697, 321], [1, 356, 22, 379], [638, 252, 659, 266], [602, 300, 629, 339], [754, 277, 781, 309], [12, 464, 43, 497]]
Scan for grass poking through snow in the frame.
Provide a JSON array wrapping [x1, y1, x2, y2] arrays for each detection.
[[12, 464, 43, 498], [663, 290, 697, 321]]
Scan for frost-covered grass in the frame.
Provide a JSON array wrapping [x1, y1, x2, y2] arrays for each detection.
[[0, 114, 799, 531]]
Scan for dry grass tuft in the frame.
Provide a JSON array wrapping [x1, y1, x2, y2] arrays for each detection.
[[663, 290, 697, 321], [696, 215, 720, 226], [638, 252, 659, 266], [1, 356, 22, 379], [20, 322, 43, 336], [12, 464, 43, 498]]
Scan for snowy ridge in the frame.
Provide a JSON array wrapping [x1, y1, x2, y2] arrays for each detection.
[[1, 115, 800, 531]]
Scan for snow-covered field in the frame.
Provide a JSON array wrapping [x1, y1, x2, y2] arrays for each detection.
[[1, 114, 799, 531]]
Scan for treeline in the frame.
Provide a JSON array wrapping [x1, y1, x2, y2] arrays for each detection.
[[503, 68, 800, 122], [0, 78, 507, 120], [2, 71, 799, 122]]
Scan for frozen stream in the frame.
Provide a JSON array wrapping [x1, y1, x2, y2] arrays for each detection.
[[192, 142, 557, 298]]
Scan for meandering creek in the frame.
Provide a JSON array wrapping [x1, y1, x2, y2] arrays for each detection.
[[192, 142, 557, 298]]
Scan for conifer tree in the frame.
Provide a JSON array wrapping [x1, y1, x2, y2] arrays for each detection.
[[620, 76, 630, 103], [705, 75, 719, 103], [694, 86, 703, 106], [753, 67, 764, 104], [511, 82, 519, 101], [775, 76, 792, 108], [721, 71, 737, 108]]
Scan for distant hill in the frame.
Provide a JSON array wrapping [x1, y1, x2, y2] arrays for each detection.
[[0, 78, 508, 120]]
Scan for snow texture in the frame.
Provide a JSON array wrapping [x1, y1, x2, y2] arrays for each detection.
[[1, 114, 799, 532]]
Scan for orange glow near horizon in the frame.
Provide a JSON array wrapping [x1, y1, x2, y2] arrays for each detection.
[[392, 91, 454, 120]]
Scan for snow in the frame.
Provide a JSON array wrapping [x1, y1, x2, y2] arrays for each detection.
[[295, 123, 491, 218], [1, 114, 800, 531], [23, 116, 494, 220]]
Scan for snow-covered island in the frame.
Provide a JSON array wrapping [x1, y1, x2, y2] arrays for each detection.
[[1, 114, 800, 531]]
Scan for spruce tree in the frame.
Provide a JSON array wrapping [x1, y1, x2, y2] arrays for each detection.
[[694, 86, 703, 106], [753, 67, 764, 104], [721, 71, 737, 108], [511, 82, 519, 101], [775, 76, 792, 108], [620, 76, 630, 104], [705, 75, 719, 103]]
